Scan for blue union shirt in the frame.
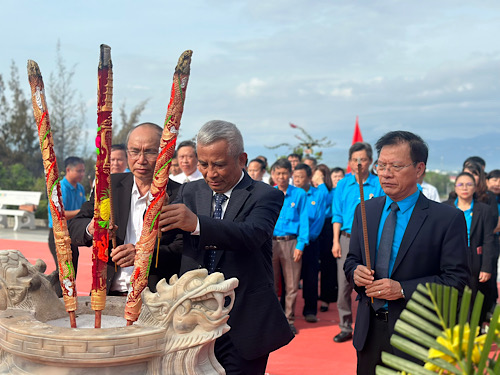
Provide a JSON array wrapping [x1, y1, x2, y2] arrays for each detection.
[[47, 177, 86, 229], [331, 173, 384, 232], [304, 184, 328, 241], [273, 185, 309, 251]]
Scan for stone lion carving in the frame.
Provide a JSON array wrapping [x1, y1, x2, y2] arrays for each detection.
[[0, 250, 239, 375]]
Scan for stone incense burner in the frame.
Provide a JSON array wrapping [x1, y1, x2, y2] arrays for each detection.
[[0, 250, 238, 375]]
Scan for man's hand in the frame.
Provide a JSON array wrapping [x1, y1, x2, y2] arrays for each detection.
[[86, 218, 95, 236], [293, 249, 303, 262], [312, 170, 325, 187], [365, 278, 403, 300], [479, 272, 491, 283], [159, 203, 198, 232], [332, 241, 342, 258], [110, 244, 136, 267], [353, 265, 374, 287]]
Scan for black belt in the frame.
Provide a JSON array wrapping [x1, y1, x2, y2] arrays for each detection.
[[109, 290, 128, 297], [273, 235, 297, 241], [374, 310, 388, 322], [340, 231, 351, 238]]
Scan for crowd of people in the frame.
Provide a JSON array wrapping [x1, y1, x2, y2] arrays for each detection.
[[50, 120, 499, 375]]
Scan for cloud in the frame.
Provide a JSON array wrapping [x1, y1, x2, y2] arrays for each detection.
[[235, 78, 267, 97]]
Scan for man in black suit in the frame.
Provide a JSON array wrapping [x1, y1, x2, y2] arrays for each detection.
[[344, 131, 470, 374], [159, 120, 294, 375], [69, 123, 182, 294]]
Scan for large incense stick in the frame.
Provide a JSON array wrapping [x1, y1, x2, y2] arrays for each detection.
[[92, 44, 113, 328], [124, 50, 193, 325], [27, 60, 78, 328], [357, 160, 373, 303]]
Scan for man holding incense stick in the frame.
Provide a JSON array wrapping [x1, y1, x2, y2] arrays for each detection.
[[69, 123, 182, 294], [331, 142, 384, 343], [344, 131, 470, 374], [159, 120, 293, 375]]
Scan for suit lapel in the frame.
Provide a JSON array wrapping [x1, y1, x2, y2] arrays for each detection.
[[224, 174, 252, 222], [213, 172, 251, 268], [196, 182, 213, 217], [469, 202, 479, 239], [391, 193, 429, 275], [114, 173, 133, 242]]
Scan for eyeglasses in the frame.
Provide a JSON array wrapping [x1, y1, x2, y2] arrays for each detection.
[[126, 149, 158, 161], [375, 162, 416, 173], [456, 182, 474, 188]]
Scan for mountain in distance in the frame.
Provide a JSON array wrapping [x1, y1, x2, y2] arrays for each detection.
[[318, 132, 500, 173]]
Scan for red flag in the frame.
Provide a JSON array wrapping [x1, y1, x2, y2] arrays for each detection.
[[347, 116, 363, 173]]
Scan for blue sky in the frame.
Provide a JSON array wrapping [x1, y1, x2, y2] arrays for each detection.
[[2, 0, 499, 170]]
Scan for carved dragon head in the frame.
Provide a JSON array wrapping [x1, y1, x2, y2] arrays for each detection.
[[140, 269, 239, 352], [0, 250, 65, 321]]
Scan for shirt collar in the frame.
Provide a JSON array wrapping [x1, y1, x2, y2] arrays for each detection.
[[384, 189, 420, 214], [61, 177, 76, 191], [346, 173, 376, 186], [131, 176, 150, 200]]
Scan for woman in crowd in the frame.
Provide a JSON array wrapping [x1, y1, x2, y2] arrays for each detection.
[[444, 172, 496, 326]]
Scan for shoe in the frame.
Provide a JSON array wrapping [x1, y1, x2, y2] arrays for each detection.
[[320, 304, 329, 312], [305, 314, 318, 323], [333, 331, 352, 343], [289, 323, 298, 335]]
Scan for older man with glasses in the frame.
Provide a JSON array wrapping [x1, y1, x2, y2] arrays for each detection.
[[69, 122, 182, 295]]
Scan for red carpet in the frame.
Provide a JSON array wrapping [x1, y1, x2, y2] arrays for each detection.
[[0, 237, 357, 374]]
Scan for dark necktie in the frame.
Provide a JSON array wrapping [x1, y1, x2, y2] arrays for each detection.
[[207, 193, 227, 273], [373, 201, 399, 311]]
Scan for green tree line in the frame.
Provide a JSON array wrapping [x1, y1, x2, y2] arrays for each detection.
[[0, 44, 148, 221]]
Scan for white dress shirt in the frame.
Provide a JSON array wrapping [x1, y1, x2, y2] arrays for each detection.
[[110, 177, 151, 293], [421, 181, 440, 202], [170, 169, 203, 184]]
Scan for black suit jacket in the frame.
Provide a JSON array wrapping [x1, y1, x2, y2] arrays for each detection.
[[68, 172, 182, 293], [344, 192, 470, 351], [174, 172, 294, 360], [443, 199, 496, 276]]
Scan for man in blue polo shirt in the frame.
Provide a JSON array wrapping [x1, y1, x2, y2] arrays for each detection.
[[48, 156, 86, 296], [331, 142, 384, 343], [271, 158, 309, 335], [293, 163, 328, 323]]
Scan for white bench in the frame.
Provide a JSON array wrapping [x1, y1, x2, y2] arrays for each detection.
[[0, 190, 42, 231]]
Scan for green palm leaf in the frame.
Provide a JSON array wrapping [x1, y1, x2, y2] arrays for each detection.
[[376, 283, 499, 374]]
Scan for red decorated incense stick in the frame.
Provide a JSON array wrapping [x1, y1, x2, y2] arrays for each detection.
[[125, 50, 193, 325], [92, 44, 113, 328], [27, 60, 78, 328]]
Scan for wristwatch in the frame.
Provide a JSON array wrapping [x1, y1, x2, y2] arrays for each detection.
[[401, 288, 405, 299]]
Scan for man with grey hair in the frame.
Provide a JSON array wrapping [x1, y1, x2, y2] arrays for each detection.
[[160, 120, 293, 374]]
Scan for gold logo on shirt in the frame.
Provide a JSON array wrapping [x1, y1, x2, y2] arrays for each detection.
[[291, 202, 295, 207], [311, 201, 316, 205]]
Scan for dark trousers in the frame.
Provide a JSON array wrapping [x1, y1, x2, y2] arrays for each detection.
[[302, 237, 320, 316], [319, 217, 337, 303], [48, 230, 79, 297], [214, 333, 269, 375], [357, 308, 422, 374], [356, 309, 393, 375]]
